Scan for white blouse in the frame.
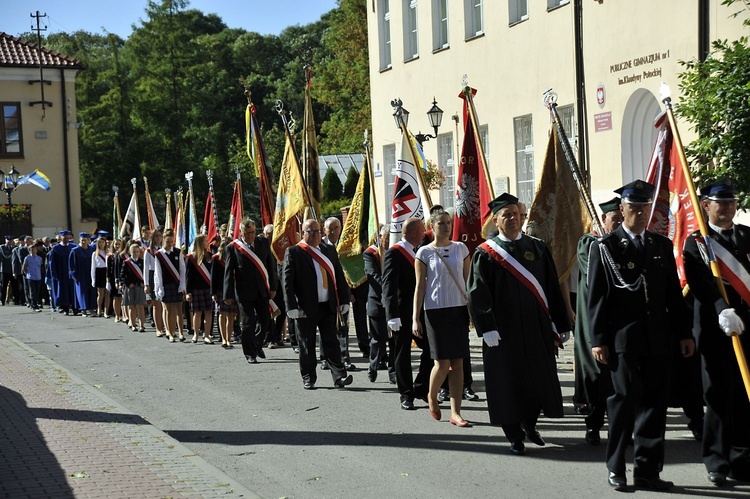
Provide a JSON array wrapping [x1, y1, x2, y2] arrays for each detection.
[[415, 241, 470, 310]]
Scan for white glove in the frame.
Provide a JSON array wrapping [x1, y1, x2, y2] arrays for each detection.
[[155, 286, 165, 300], [105, 282, 111, 292], [560, 331, 571, 344], [287, 309, 306, 320], [483, 330, 501, 347], [339, 304, 350, 315], [719, 308, 745, 336], [387, 318, 402, 331]]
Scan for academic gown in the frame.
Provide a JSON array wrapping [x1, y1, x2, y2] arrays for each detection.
[[69, 245, 96, 310], [468, 235, 569, 425], [48, 242, 75, 308], [573, 233, 602, 404]]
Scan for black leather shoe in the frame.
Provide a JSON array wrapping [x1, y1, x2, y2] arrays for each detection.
[[634, 476, 673, 491], [378, 361, 387, 370], [344, 362, 358, 371], [334, 374, 353, 388], [608, 472, 627, 491], [400, 399, 415, 410], [256, 348, 266, 359], [463, 387, 479, 401], [520, 423, 545, 446], [585, 428, 601, 445], [389, 372, 397, 384], [510, 440, 526, 455], [707, 471, 726, 486], [415, 393, 429, 404], [691, 426, 704, 441], [320, 360, 330, 370], [367, 368, 377, 382], [437, 388, 450, 403], [293, 346, 300, 354], [245, 355, 258, 364], [303, 380, 316, 390]]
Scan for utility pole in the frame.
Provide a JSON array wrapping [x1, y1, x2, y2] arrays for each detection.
[[29, 11, 51, 119]]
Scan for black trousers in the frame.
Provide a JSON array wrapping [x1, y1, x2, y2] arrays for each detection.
[[394, 319, 431, 402], [320, 310, 351, 364], [237, 299, 271, 358], [607, 353, 671, 478], [296, 303, 347, 384], [585, 363, 613, 431], [266, 290, 286, 345], [368, 314, 394, 373], [1, 273, 20, 304], [352, 284, 369, 354], [702, 338, 750, 476]]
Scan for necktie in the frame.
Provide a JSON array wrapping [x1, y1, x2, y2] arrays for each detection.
[[635, 234, 644, 255], [721, 228, 734, 245], [320, 263, 329, 289]]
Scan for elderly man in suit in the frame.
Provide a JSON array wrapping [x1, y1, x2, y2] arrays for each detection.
[[283, 218, 352, 390]]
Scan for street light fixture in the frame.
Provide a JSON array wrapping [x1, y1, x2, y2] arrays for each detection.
[[414, 98, 444, 146], [0, 164, 21, 233]]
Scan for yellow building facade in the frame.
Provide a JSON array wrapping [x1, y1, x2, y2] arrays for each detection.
[[366, 0, 747, 219], [0, 33, 87, 239]]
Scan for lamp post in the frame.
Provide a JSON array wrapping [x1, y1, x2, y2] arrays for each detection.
[[412, 98, 444, 146], [0, 164, 21, 234]]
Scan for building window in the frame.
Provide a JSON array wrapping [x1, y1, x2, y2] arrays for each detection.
[[0, 103, 23, 158], [432, 0, 449, 51], [384, 143, 397, 221], [557, 104, 576, 149], [403, 0, 419, 61], [438, 132, 455, 208], [479, 124, 489, 166], [378, 0, 393, 70], [514, 114, 534, 207], [509, 0, 529, 25], [547, 0, 570, 10], [464, 0, 483, 39]]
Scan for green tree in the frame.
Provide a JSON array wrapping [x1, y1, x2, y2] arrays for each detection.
[[322, 168, 343, 201], [343, 165, 359, 198]]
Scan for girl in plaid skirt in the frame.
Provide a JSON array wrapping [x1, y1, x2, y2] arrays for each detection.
[[186, 234, 214, 344]]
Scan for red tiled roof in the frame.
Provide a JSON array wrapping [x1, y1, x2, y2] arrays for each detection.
[[0, 32, 84, 69]]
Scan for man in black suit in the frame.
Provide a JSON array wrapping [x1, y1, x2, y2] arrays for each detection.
[[13, 235, 32, 306], [588, 180, 695, 491], [683, 179, 750, 486], [283, 218, 353, 390], [224, 218, 278, 364], [382, 217, 432, 410], [364, 225, 396, 384]]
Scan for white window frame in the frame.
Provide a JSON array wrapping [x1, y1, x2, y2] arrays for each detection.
[[513, 114, 534, 207], [547, 0, 570, 10], [384, 144, 397, 221], [379, 0, 393, 70], [432, 0, 449, 51], [557, 104, 576, 151], [464, 0, 483, 39], [509, 0, 529, 25], [403, 0, 419, 61], [438, 132, 455, 208]]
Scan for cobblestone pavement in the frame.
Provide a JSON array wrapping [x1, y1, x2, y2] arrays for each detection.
[[0, 330, 259, 499]]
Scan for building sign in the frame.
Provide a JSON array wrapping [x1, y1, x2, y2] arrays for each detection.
[[374, 162, 382, 177], [594, 112, 612, 132], [596, 83, 606, 108], [610, 50, 670, 86]]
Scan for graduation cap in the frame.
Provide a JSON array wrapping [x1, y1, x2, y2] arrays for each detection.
[[700, 178, 737, 201], [59, 230, 72, 237], [488, 192, 519, 214], [78, 232, 91, 239], [614, 180, 655, 205], [598, 196, 621, 214]]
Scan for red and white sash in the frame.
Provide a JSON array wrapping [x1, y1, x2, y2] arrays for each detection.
[[188, 254, 211, 286], [364, 244, 380, 262], [97, 251, 107, 265], [393, 240, 415, 267], [212, 252, 225, 268], [230, 238, 271, 294], [299, 241, 339, 306], [156, 248, 181, 283], [479, 239, 562, 346], [696, 236, 750, 304], [124, 257, 144, 283]]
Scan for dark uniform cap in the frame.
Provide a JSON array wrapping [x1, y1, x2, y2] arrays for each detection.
[[614, 180, 655, 205], [59, 230, 72, 236], [488, 193, 519, 214], [78, 232, 91, 239], [4, 235, 13, 240], [701, 178, 737, 201], [598, 196, 621, 214]]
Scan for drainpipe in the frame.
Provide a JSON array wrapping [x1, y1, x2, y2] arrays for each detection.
[[60, 68, 72, 230], [698, 0, 710, 61], [573, 0, 590, 186]]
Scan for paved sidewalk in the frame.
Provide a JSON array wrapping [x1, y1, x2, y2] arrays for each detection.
[[0, 330, 259, 499]]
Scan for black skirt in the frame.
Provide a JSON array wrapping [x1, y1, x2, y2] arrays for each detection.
[[424, 306, 470, 360], [94, 267, 107, 288], [161, 282, 183, 303], [189, 288, 212, 312]]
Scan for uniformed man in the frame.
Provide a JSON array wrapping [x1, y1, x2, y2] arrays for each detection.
[[0, 235, 15, 305], [48, 230, 76, 315], [573, 196, 622, 445], [588, 180, 695, 491], [468, 193, 570, 455], [69, 232, 96, 316], [683, 178, 750, 485]]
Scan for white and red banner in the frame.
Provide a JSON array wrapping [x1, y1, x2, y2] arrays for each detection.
[[389, 134, 425, 246]]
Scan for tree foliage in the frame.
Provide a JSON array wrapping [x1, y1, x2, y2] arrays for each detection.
[[322, 168, 344, 201], [343, 166, 359, 198], [38, 0, 368, 228]]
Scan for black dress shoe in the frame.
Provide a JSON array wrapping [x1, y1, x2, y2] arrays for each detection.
[[389, 372, 397, 384], [437, 388, 450, 403], [378, 361, 387, 370], [691, 427, 704, 441], [400, 399, 415, 410], [510, 440, 526, 455], [320, 360, 330, 370], [634, 476, 673, 491], [293, 346, 300, 354], [707, 471, 726, 485], [462, 387, 479, 401], [520, 423, 545, 446], [585, 428, 601, 445], [303, 380, 316, 390], [367, 368, 377, 382], [344, 362, 358, 371], [608, 472, 627, 491], [256, 348, 266, 359], [334, 374, 353, 388], [245, 355, 258, 364]]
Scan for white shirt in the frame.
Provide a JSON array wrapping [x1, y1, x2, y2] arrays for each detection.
[[621, 225, 646, 247], [415, 242, 470, 310]]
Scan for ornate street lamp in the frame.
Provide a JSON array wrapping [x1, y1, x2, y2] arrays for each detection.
[[0, 164, 21, 233], [413, 98, 444, 146]]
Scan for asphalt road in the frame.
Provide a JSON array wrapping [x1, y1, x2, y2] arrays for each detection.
[[2, 304, 748, 498]]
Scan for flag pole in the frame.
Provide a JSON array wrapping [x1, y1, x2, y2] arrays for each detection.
[[164, 188, 173, 231], [462, 84, 495, 201], [543, 89, 604, 235], [206, 169, 220, 234], [275, 99, 316, 220], [131, 177, 141, 235], [661, 85, 750, 401], [363, 129, 380, 230], [143, 176, 154, 230], [391, 98, 433, 211], [112, 185, 121, 237]]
